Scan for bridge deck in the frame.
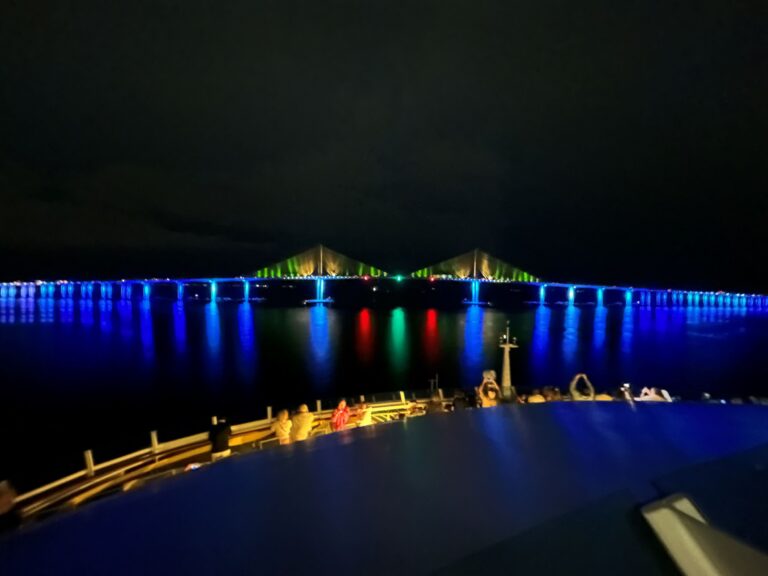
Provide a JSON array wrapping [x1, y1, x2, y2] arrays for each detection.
[[2, 402, 768, 575]]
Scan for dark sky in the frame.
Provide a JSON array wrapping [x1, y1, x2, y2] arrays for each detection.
[[1, 1, 766, 290]]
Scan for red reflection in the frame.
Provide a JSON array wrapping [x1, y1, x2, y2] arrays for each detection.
[[423, 308, 439, 364], [356, 308, 373, 363]]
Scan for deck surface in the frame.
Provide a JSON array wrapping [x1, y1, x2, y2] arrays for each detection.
[[2, 402, 768, 575]]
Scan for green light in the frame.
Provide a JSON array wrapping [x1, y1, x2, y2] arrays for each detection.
[[395, 275, 403, 282]]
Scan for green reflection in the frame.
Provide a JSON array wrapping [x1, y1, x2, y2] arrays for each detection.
[[389, 307, 409, 374]]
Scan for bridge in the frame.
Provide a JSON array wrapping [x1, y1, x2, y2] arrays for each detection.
[[0, 244, 766, 309]]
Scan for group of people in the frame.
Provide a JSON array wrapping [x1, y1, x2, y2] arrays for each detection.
[[468, 370, 673, 407], [269, 400, 375, 445], [207, 371, 673, 460]]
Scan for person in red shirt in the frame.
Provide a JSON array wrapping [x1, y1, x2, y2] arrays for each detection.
[[330, 399, 350, 431]]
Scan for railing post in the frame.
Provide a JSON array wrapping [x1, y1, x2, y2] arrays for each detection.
[[150, 431, 159, 454], [316, 399, 322, 412], [399, 391, 406, 404], [84, 450, 95, 477], [438, 388, 444, 400], [267, 406, 273, 422], [359, 395, 365, 403]]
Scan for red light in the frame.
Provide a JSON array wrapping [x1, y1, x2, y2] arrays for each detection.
[[362, 275, 371, 281], [428, 276, 436, 282]]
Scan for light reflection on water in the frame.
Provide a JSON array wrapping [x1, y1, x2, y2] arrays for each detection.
[[2, 297, 768, 483]]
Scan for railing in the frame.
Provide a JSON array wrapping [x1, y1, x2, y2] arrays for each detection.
[[14, 390, 448, 522]]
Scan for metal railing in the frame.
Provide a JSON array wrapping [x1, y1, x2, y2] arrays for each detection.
[[14, 389, 449, 522]]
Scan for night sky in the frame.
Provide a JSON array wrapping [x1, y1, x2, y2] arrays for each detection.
[[1, 1, 766, 290]]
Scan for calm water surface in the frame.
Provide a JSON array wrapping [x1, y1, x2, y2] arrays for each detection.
[[2, 297, 768, 489]]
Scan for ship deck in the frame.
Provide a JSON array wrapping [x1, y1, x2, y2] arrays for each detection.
[[3, 402, 768, 575]]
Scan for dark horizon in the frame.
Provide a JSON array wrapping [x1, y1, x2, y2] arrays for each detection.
[[2, 1, 767, 292]]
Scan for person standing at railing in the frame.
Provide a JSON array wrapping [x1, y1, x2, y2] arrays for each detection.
[[271, 410, 292, 445], [356, 402, 373, 426], [569, 373, 596, 401], [291, 404, 315, 441], [209, 416, 232, 461], [477, 370, 502, 408], [452, 389, 469, 410], [330, 399, 350, 431]]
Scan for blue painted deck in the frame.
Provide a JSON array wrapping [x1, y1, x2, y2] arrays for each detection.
[[2, 403, 768, 575]]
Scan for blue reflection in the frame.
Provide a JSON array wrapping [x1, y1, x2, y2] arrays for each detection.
[[593, 303, 607, 351], [116, 300, 133, 339], [38, 297, 54, 323], [596, 288, 604, 307], [539, 285, 546, 304], [173, 302, 187, 354], [308, 305, 332, 388], [20, 298, 34, 323], [79, 299, 94, 326], [462, 305, 485, 383], [237, 302, 256, 384], [531, 304, 552, 371], [625, 290, 632, 305], [562, 303, 581, 364], [243, 280, 250, 301], [621, 302, 634, 354], [205, 302, 222, 379], [210, 281, 218, 301], [143, 283, 151, 300], [139, 300, 155, 361], [0, 299, 15, 324], [58, 298, 74, 324], [98, 300, 113, 332], [177, 283, 184, 301]]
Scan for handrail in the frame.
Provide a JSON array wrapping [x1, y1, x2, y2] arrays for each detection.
[[14, 389, 436, 520]]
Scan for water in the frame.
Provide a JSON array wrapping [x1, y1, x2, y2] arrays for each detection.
[[2, 297, 768, 490]]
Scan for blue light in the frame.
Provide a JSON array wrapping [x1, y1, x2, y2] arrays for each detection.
[[531, 304, 551, 372], [243, 280, 250, 301], [236, 302, 256, 383], [177, 283, 184, 301], [139, 300, 154, 361], [210, 281, 218, 301], [596, 288, 604, 307], [568, 286, 575, 303], [625, 290, 632, 305], [563, 301, 580, 362], [315, 278, 325, 301], [461, 305, 484, 383], [539, 285, 547, 304], [143, 283, 151, 300], [173, 302, 186, 355], [308, 305, 332, 388], [470, 280, 480, 303]]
